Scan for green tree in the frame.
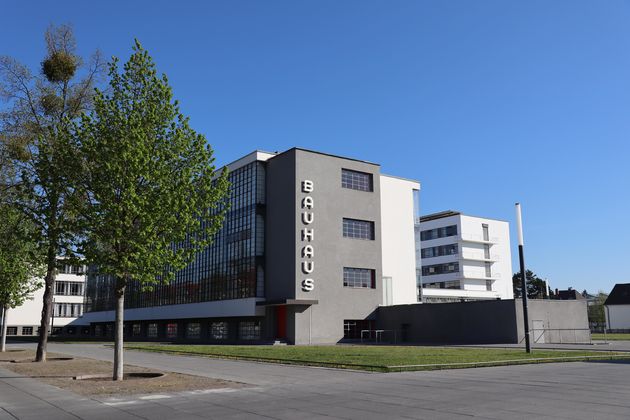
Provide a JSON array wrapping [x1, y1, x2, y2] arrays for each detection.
[[76, 41, 229, 380], [0, 203, 44, 352], [586, 291, 608, 330], [512, 269, 548, 299], [0, 24, 103, 361]]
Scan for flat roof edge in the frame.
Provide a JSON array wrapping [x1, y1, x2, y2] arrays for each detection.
[[270, 147, 380, 166], [381, 173, 421, 185]]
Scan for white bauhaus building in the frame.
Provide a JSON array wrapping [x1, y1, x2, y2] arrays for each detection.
[[1, 260, 88, 337], [416, 211, 514, 303]]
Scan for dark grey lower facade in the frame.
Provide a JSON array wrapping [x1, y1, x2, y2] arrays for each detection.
[[377, 299, 590, 344]]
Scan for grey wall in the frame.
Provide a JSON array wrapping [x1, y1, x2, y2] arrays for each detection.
[[266, 149, 383, 344], [294, 149, 383, 344], [377, 299, 591, 344], [516, 300, 590, 344], [377, 300, 518, 344]]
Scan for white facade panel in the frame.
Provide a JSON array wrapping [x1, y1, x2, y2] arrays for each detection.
[[78, 297, 264, 324], [4, 288, 44, 327], [605, 305, 630, 330], [380, 175, 420, 305]]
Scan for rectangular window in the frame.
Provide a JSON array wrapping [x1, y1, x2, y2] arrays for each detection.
[[343, 218, 375, 240], [21, 327, 33, 335], [7, 327, 17, 336], [343, 267, 375, 289], [420, 225, 458, 241], [484, 244, 490, 259], [482, 224, 489, 241], [341, 168, 373, 192], [166, 323, 178, 339], [424, 281, 460, 289], [486, 280, 493, 291], [147, 323, 158, 338], [60, 264, 83, 275], [422, 262, 459, 276], [485, 262, 492, 278], [421, 244, 458, 259], [69, 283, 82, 296], [132, 324, 142, 336], [54, 281, 65, 295], [210, 322, 229, 340], [239, 321, 260, 340], [186, 322, 201, 339]]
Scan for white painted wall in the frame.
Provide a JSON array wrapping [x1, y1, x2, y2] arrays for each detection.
[[605, 305, 630, 329], [421, 287, 500, 300], [461, 215, 513, 299], [4, 287, 44, 327], [380, 175, 420, 305], [78, 297, 264, 324]]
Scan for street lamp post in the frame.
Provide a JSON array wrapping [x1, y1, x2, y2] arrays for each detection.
[[515, 203, 532, 353]]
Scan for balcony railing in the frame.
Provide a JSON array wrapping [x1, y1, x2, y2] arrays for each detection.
[[420, 270, 501, 282], [460, 252, 500, 262], [461, 270, 501, 280], [459, 233, 500, 244]]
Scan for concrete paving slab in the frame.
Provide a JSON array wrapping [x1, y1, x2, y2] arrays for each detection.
[[5, 343, 630, 419]]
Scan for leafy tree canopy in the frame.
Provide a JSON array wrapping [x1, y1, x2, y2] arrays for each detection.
[[75, 40, 230, 380], [0, 23, 103, 362], [0, 203, 44, 309], [77, 40, 230, 284], [512, 269, 549, 299]]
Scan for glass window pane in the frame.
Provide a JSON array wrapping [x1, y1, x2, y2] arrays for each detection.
[[343, 218, 375, 240], [341, 169, 373, 192], [343, 267, 375, 289]]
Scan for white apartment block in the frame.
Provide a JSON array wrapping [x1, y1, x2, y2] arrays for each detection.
[[416, 211, 513, 302], [1, 260, 87, 337]]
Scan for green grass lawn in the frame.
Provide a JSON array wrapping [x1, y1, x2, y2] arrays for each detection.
[[592, 333, 630, 341], [124, 343, 626, 372]]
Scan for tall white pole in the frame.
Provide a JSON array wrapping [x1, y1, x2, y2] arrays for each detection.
[[515, 203, 532, 353]]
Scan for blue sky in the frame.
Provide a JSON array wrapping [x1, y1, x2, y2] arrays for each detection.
[[3, 1, 629, 294]]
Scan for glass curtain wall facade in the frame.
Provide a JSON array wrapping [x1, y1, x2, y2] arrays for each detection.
[[85, 161, 266, 312]]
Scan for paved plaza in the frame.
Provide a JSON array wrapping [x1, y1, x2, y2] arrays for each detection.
[[1, 343, 630, 419]]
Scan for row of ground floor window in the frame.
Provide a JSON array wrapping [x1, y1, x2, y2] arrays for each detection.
[[4, 325, 86, 336], [5, 318, 377, 342], [89, 318, 376, 341], [91, 318, 264, 341]]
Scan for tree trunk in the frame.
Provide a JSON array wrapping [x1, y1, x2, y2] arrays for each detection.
[[1, 306, 8, 352], [35, 245, 57, 362], [113, 277, 126, 381]]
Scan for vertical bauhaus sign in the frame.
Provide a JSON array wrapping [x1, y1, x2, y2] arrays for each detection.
[[300, 180, 315, 292]]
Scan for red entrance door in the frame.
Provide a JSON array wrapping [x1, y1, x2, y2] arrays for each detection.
[[276, 306, 287, 339]]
